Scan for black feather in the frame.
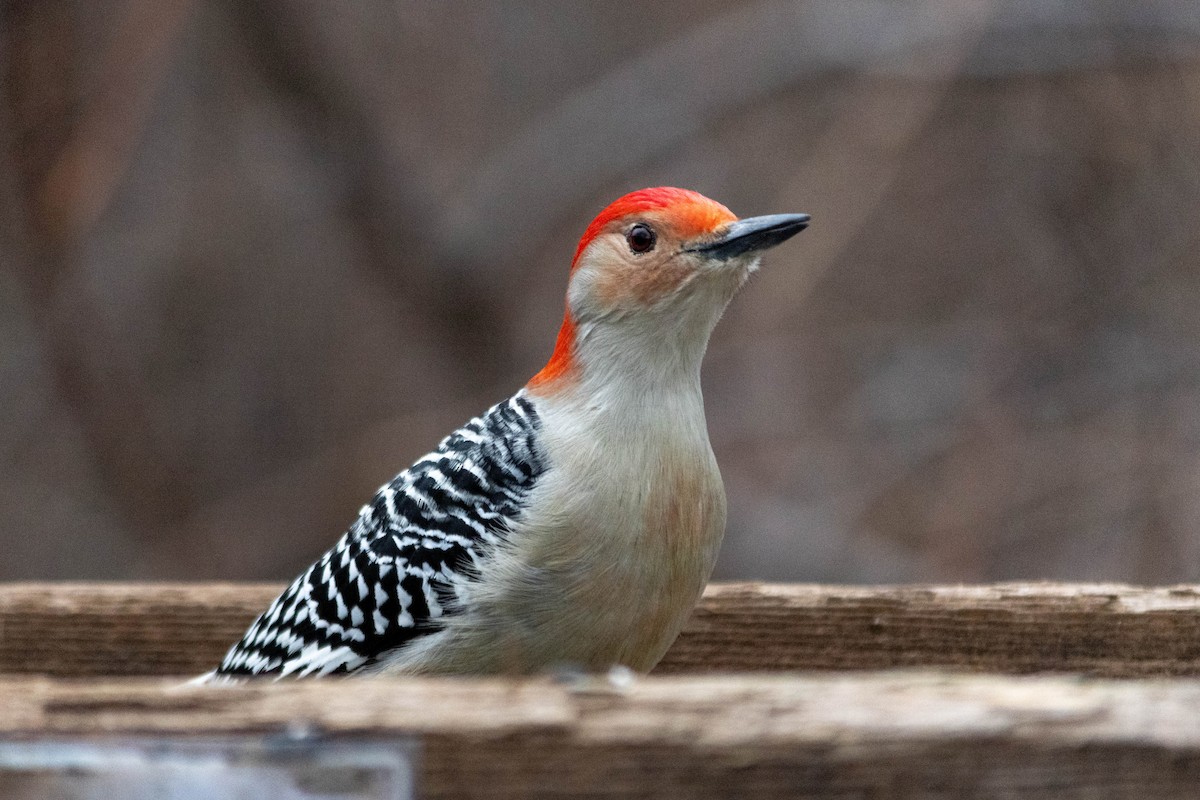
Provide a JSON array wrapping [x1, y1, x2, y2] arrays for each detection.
[[214, 392, 545, 678]]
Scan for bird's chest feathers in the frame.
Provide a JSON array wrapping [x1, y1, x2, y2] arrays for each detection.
[[544, 393, 725, 564], [512, 390, 727, 668], [583, 427, 724, 563]]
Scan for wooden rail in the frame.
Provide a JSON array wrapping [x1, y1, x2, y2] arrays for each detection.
[[2, 582, 1200, 797], [2, 673, 1200, 798], [0, 581, 1199, 678]]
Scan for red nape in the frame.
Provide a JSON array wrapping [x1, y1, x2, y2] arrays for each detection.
[[527, 309, 578, 391]]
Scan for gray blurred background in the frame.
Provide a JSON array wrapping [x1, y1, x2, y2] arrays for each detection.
[[3, 0, 1200, 584]]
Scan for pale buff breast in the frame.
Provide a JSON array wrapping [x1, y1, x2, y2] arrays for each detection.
[[524, 389, 726, 671]]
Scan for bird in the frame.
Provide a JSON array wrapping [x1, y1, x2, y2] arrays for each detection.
[[199, 187, 809, 681]]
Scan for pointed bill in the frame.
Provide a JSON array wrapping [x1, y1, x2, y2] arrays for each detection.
[[686, 213, 810, 260]]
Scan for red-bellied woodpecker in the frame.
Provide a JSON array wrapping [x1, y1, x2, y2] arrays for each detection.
[[201, 187, 809, 680]]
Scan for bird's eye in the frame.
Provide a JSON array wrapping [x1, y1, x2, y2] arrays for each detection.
[[626, 223, 656, 254]]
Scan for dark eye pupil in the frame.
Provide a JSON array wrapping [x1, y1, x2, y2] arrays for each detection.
[[627, 224, 656, 253]]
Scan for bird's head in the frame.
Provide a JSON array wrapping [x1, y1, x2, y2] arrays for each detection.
[[529, 187, 808, 393]]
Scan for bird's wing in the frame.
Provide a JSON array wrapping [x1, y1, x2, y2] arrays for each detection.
[[212, 392, 544, 679]]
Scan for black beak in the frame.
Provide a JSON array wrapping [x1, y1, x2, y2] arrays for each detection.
[[686, 213, 811, 260]]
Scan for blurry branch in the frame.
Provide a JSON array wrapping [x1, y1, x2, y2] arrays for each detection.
[[764, 0, 995, 323], [762, 0, 995, 561], [227, 0, 511, 381], [439, 0, 1200, 280], [957, 2, 1200, 78], [39, 0, 196, 244], [0, 1, 196, 537]]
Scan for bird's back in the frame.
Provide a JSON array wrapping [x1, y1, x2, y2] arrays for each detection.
[[207, 392, 545, 680]]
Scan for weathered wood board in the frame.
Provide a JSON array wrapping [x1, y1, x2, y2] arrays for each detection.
[[0, 673, 1198, 799], [1, 582, 1199, 797], [0, 582, 1198, 678]]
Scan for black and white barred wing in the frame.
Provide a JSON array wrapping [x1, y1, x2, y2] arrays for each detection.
[[209, 393, 544, 679]]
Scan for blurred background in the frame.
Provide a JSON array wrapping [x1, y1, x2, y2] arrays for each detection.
[[3, 1, 1200, 583]]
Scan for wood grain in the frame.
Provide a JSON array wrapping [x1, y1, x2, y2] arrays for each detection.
[[2, 582, 1200, 797], [1, 581, 1199, 678], [2, 673, 1200, 798], [656, 582, 1200, 676]]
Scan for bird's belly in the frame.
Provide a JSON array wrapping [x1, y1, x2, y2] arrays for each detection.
[[376, 464, 726, 676]]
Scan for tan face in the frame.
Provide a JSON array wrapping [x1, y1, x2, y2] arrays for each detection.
[[528, 187, 807, 392], [573, 207, 740, 315]]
